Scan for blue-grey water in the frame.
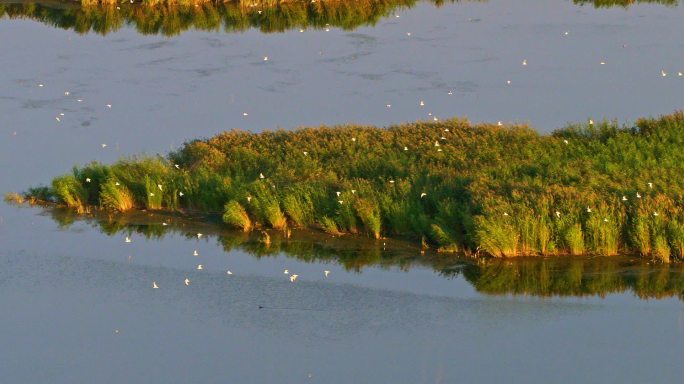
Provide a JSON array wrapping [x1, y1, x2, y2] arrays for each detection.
[[1, 1, 684, 382]]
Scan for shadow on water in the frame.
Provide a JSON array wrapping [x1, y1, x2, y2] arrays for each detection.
[[44, 206, 684, 301], [0, 0, 678, 36]]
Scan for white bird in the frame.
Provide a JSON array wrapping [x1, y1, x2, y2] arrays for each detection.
[[226, 270, 233, 275], [522, 59, 527, 66], [447, 91, 453, 95], [303, 151, 308, 156], [197, 264, 203, 270], [589, 119, 594, 125], [419, 100, 425, 106], [336, 191, 341, 197], [243, 112, 249, 117], [389, 180, 395, 184], [386, 104, 391, 108], [653, 212, 659, 217], [290, 274, 299, 282], [263, 56, 269, 61], [152, 281, 159, 289], [174, 164, 180, 169], [404, 146, 408, 151], [587, 207, 592, 213], [636, 192, 641, 198], [324, 270, 330, 277], [563, 140, 569, 145], [179, 191, 184, 197], [506, 80, 511, 85], [420, 192, 427, 198], [648, 182, 653, 189], [157, 184, 163, 191], [555, 211, 561, 218], [64, 91, 70, 96], [338, 200, 344, 204], [283, 269, 289, 274], [125, 236, 132, 243], [351, 137, 356, 142], [55, 117, 61, 122], [604, 218, 609, 222], [197, 233, 203, 239], [101, 143, 107, 148], [85, 178, 91, 183], [184, 278, 191, 286], [115, 182, 120, 186], [351, 189, 356, 194], [149, 192, 155, 197], [38, 83, 44, 87], [259, 173, 265, 179], [247, 196, 252, 202], [678, 72, 683, 77], [622, 196, 628, 201], [434, 141, 440, 147], [503, 212, 509, 216], [497, 121, 503, 126], [600, 61, 606, 65], [437, 148, 443, 152], [77, 99, 83, 102], [106, 104, 112, 109], [661, 70, 667, 77], [444, 129, 449, 132], [193, 250, 199, 256]]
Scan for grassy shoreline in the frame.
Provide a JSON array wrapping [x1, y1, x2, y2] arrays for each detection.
[[10, 111, 684, 261]]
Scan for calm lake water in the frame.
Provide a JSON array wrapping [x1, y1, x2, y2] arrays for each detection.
[[1, 1, 684, 382]]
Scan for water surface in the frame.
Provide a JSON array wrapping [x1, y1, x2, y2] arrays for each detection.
[[1, 1, 684, 382]]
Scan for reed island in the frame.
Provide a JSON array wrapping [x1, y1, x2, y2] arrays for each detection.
[[9, 112, 684, 262]]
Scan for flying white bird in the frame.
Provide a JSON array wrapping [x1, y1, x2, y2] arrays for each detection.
[[555, 211, 561, 218], [259, 173, 265, 179], [420, 193, 427, 198], [197, 264, 203, 270], [85, 178, 91, 183], [622, 196, 628, 201], [193, 250, 199, 256], [586, 207, 592, 213], [419, 100, 425, 106], [157, 184, 163, 191], [184, 278, 191, 286], [653, 212, 659, 217], [648, 182, 653, 189], [197, 233, 203, 239], [179, 191, 184, 197], [290, 274, 299, 282], [336, 191, 341, 197], [125, 236, 131, 243], [226, 270, 233, 275], [324, 270, 330, 277], [636, 192, 641, 198], [152, 281, 159, 289], [283, 269, 289, 274]]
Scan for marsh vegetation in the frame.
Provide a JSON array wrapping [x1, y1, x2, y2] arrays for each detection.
[[14, 112, 684, 262]]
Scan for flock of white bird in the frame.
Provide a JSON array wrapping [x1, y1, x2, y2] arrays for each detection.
[[125, 234, 332, 289]]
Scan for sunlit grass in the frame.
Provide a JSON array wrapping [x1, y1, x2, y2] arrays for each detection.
[[18, 111, 684, 261]]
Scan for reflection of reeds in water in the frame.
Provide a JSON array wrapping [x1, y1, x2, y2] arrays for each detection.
[[0, 0, 426, 35], [18, 112, 684, 261], [33, 207, 684, 300], [1, 0, 675, 36]]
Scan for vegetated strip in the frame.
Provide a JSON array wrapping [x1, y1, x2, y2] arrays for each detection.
[[11, 112, 684, 262]]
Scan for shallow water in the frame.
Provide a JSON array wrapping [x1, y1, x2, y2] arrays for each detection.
[[2, 1, 684, 382]]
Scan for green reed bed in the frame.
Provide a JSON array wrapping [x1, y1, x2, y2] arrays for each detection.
[[15, 111, 684, 261]]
